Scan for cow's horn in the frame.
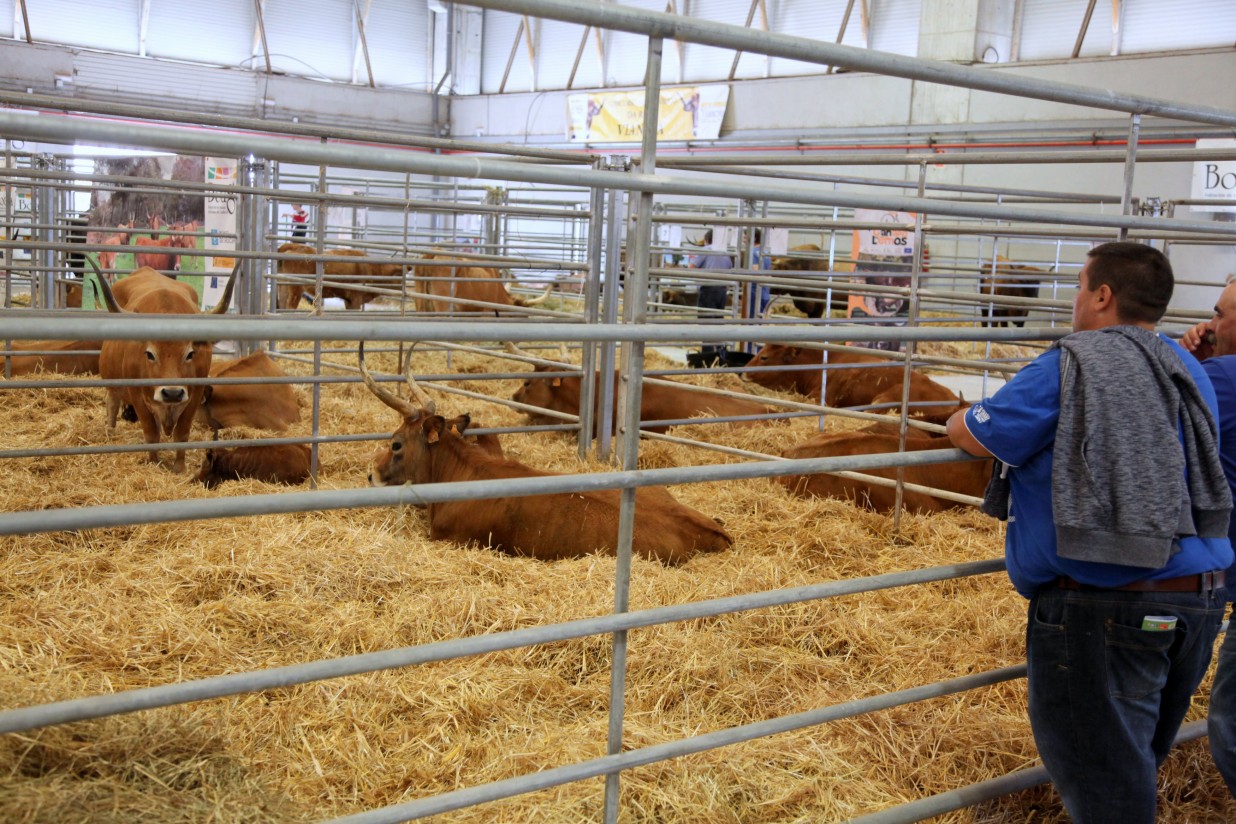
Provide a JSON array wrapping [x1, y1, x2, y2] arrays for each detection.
[[518, 285, 553, 306], [210, 262, 242, 315], [503, 340, 530, 358], [85, 257, 125, 314], [358, 341, 418, 417], [400, 343, 436, 415]]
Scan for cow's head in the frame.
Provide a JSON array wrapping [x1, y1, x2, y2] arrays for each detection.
[[90, 260, 238, 431], [196, 448, 227, 489], [511, 364, 567, 409], [359, 341, 443, 487]]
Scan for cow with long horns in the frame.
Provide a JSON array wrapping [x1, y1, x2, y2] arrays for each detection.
[[91, 262, 238, 472], [360, 344, 731, 563]]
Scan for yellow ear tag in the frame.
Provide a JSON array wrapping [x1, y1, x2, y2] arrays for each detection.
[[427, 428, 440, 444]]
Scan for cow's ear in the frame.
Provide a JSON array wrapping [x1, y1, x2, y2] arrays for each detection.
[[423, 415, 446, 444], [448, 413, 472, 435]]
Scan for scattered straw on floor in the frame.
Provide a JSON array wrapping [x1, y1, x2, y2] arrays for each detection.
[[1, 338, 1232, 823]]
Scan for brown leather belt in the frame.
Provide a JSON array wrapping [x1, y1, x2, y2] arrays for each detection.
[[1056, 570, 1226, 594]]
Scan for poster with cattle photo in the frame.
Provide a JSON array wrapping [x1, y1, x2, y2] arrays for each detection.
[[80, 154, 210, 310], [848, 209, 918, 352]]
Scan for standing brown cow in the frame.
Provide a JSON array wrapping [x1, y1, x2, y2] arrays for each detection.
[[768, 244, 855, 318], [198, 351, 302, 433], [513, 365, 777, 436], [977, 255, 1045, 328], [777, 431, 991, 513], [92, 261, 237, 473], [745, 344, 958, 416], [411, 252, 549, 315], [275, 243, 406, 310], [361, 345, 731, 563], [133, 232, 196, 272]]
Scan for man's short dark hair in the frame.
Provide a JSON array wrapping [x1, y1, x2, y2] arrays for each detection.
[[702, 229, 713, 245], [1085, 241, 1174, 324]]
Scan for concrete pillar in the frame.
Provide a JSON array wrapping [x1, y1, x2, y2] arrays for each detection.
[[918, 0, 1015, 65]]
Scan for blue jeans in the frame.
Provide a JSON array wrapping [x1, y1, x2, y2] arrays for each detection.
[[1027, 584, 1225, 823], [1209, 609, 1236, 796], [696, 285, 729, 360]]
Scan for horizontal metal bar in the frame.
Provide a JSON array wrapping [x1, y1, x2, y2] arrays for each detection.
[[0, 88, 592, 164], [334, 664, 1026, 823], [0, 447, 986, 536], [0, 317, 1067, 345], [845, 719, 1208, 824], [463, 0, 1236, 127], [0, 111, 1233, 237], [658, 146, 1236, 167], [0, 556, 1005, 736]]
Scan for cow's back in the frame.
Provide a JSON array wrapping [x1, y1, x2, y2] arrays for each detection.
[[112, 268, 198, 311], [640, 382, 772, 431], [778, 431, 989, 513], [2, 339, 101, 376], [424, 442, 730, 563], [202, 351, 301, 431]]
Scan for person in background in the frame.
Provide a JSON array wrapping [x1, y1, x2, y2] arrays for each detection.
[[290, 203, 309, 239], [689, 229, 734, 366], [749, 228, 772, 315], [947, 242, 1232, 823], [1181, 277, 1236, 798]]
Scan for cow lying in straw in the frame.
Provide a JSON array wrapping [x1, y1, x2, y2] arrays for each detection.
[[512, 364, 777, 437], [777, 430, 991, 514], [198, 351, 302, 433], [195, 443, 313, 489], [745, 344, 958, 416], [360, 343, 731, 563], [1, 340, 102, 376]]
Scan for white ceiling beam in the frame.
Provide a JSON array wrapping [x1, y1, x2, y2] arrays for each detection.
[[138, 0, 150, 58], [352, 0, 375, 87], [252, 0, 272, 75], [15, 0, 31, 44], [1072, 0, 1098, 58]]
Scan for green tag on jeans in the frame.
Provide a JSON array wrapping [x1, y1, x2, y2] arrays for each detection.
[[1141, 616, 1177, 632]]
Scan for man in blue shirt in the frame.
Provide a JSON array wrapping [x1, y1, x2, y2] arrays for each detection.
[[1181, 279, 1236, 798], [948, 242, 1233, 823], [689, 229, 734, 365]]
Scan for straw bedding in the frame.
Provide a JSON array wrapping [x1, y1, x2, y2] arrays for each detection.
[[1, 338, 1233, 823]]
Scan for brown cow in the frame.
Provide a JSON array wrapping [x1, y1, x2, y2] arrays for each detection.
[[198, 351, 302, 433], [133, 231, 196, 272], [411, 252, 549, 315], [195, 443, 312, 489], [275, 243, 406, 310], [361, 345, 730, 563], [778, 431, 991, 514], [513, 365, 777, 436], [92, 261, 238, 473], [977, 255, 1045, 328], [745, 344, 958, 415], [768, 244, 855, 318], [1, 339, 102, 376]]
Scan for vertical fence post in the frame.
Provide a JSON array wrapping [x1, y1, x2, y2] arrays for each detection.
[[603, 34, 663, 824]]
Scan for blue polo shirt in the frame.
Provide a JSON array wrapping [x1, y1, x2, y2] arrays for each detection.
[[964, 336, 1233, 598]]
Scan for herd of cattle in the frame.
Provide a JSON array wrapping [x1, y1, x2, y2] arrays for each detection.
[[1, 245, 1032, 564]]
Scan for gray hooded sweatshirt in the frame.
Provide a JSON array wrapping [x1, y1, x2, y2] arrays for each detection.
[[1053, 326, 1231, 568]]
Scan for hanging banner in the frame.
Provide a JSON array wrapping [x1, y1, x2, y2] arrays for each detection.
[[849, 210, 918, 352], [1191, 138, 1236, 213], [566, 85, 729, 143], [82, 154, 208, 309]]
